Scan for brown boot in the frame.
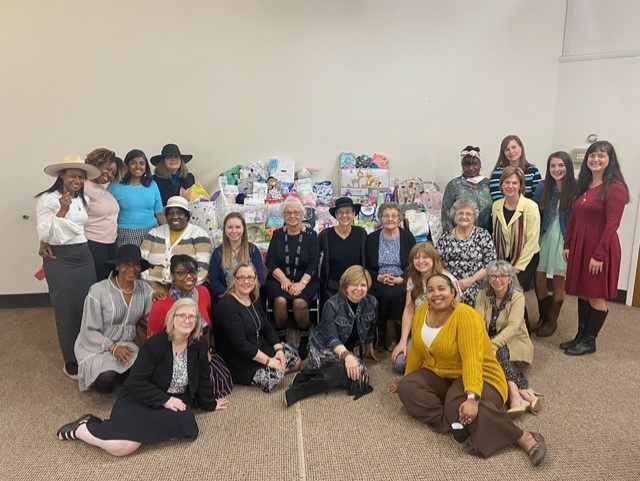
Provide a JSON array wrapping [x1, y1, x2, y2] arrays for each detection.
[[537, 300, 563, 337], [531, 296, 551, 333]]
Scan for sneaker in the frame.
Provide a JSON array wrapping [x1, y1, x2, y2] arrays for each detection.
[[63, 362, 79, 380]]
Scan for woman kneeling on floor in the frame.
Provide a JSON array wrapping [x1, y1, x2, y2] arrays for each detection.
[[391, 274, 547, 466], [57, 298, 228, 456], [286, 266, 377, 407]]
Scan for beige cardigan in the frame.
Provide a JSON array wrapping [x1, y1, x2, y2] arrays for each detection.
[[474, 288, 533, 364]]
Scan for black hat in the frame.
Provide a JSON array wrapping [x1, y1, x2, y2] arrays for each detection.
[[329, 197, 361, 218], [150, 144, 193, 166], [105, 244, 150, 271]]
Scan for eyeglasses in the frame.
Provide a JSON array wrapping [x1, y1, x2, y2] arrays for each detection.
[[235, 275, 257, 282], [489, 274, 509, 281], [174, 269, 197, 279], [381, 214, 399, 220], [455, 211, 475, 218], [175, 313, 198, 323], [284, 210, 302, 217]]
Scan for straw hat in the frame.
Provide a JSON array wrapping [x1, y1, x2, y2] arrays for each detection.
[[44, 154, 101, 179]]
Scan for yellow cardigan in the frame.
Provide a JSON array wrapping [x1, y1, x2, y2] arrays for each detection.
[[405, 302, 508, 402], [492, 195, 540, 271]]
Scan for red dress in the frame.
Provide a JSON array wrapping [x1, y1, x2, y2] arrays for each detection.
[[564, 182, 628, 299], [147, 286, 212, 338]]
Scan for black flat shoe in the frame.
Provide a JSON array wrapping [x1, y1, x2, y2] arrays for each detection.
[[57, 414, 101, 440]]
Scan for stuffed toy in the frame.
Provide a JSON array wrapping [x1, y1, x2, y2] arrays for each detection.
[[266, 176, 283, 201], [220, 165, 242, 186]]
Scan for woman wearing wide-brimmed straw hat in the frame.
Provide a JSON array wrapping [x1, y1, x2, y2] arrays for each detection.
[[150, 144, 196, 207], [35, 154, 101, 380]]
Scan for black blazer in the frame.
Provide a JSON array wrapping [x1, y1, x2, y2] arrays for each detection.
[[122, 332, 216, 411], [364, 228, 416, 280]]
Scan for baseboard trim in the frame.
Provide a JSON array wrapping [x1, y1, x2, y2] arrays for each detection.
[[0, 293, 52, 309], [543, 280, 626, 304]]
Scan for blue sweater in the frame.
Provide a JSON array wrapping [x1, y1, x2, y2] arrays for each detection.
[[108, 181, 163, 229]]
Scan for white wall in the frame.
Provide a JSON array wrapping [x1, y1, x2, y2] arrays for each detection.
[[1, 0, 567, 294], [553, 0, 640, 300]]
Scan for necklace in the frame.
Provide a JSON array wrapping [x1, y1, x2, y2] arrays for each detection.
[[115, 276, 134, 294], [284, 227, 304, 280], [454, 226, 475, 241], [244, 302, 262, 344]]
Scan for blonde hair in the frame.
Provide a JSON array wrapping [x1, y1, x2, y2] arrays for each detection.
[[155, 157, 190, 179], [165, 298, 203, 345], [338, 265, 372, 298], [222, 212, 250, 270], [406, 243, 445, 303], [225, 262, 260, 302]]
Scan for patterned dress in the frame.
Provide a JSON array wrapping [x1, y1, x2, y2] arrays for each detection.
[[436, 227, 496, 305]]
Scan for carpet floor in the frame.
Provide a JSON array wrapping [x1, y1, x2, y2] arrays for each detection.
[[2, 293, 639, 480]]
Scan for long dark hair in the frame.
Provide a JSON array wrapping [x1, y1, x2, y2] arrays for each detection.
[[35, 170, 89, 209], [539, 151, 577, 212], [576, 141, 629, 202], [121, 149, 153, 187]]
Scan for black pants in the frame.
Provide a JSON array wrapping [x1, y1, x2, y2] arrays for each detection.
[[88, 240, 116, 282]]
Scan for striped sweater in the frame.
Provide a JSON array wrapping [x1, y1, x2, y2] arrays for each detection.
[[140, 223, 213, 285], [405, 302, 508, 402]]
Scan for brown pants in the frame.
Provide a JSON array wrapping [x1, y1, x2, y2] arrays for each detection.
[[397, 368, 523, 458]]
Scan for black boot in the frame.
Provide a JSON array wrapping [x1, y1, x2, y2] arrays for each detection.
[[559, 298, 590, 349], [298, 330, 309, 360], [531, 296, 551, 333], [285, 368, 341, 407], [565, 308, 607, 356]]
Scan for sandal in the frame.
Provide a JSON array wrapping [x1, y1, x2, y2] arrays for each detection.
[[57, 414, 101, 441], [521, 389, 543, 414], [526, 432, 547, 466]]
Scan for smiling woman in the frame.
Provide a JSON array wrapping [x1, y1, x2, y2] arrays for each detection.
[[35, 154, 101, 380]]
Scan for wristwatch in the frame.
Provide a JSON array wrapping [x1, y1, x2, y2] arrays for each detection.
[[467, 393, 481, 401]]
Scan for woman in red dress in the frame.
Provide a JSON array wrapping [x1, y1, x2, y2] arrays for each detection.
[[562, 141, 629, 356]]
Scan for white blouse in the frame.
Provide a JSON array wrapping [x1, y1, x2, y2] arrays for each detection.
[[36, 191, 90, 245]]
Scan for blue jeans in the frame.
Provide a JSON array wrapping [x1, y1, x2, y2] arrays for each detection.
[[392, 338, 412, 373]]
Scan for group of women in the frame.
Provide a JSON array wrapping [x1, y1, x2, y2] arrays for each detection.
[[39, 137, 629, 466]]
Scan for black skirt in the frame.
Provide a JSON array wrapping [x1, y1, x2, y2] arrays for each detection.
[[86, 392, 198, 443]]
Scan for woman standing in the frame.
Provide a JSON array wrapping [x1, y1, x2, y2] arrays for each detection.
[[75, 245, 154, 393], [437, 199, 496, 306], [84, 148, 123, 280], [531, 151, 577, 337], [36, 154, 101, 380], [393, 274, 547, 465], [57, 299, 228, 456], [264, 196, 320, 359], [108, 149, 164, 248], [150, 143, 196, 207], [285, 266, 377, 407], [214, 263, 301, 392], [441, 146, 493, 232], [365, 202, 416, 349], [475, 261, 538, 416], [39, 148, 122, 281], [492, 166, 541, 301], [390, 243, 457, 373], [562, 141, 629, 356], [209, 212, 265, 300], [318, 197, 367, 305], [489, 135, 542, 201]]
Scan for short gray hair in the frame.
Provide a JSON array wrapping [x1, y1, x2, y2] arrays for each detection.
[[280, 196, 305, 215], [378, 202, 401, 219], [484, 260, 522, 291], [450, 198, 479, 222]]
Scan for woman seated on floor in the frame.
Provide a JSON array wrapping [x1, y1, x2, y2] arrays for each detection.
[[74, 245, 154, 394], [285, 266, 378, 407], [391, 274, 547, 466], [57, 299, 228, 456], [391, 243, 458, 373], [474, 260, 540, 416], [213, 262, 301, 392]]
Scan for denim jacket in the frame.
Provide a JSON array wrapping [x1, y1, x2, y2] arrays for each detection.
[[532, 180, 570, 236], [310, 294, 378, 357]]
